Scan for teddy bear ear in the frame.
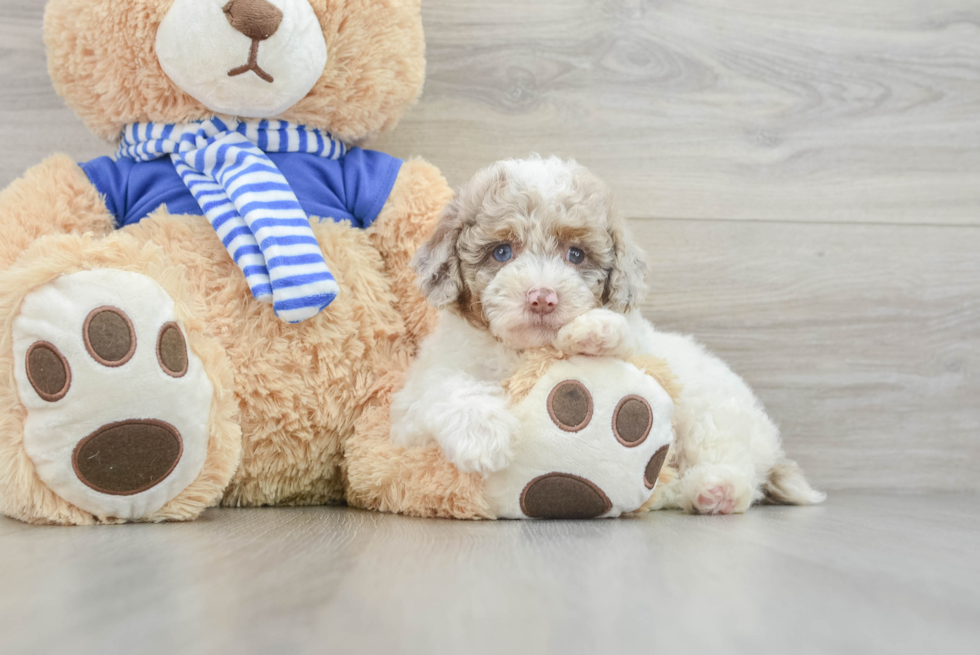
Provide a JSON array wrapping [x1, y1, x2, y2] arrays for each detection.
[[412, 199, 465, 310]]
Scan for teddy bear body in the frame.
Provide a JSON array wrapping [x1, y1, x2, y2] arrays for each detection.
[[0, 0, 679, 525], [0, 0, 451, 524]]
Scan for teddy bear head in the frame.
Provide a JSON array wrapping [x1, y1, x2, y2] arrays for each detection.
[[44, 0, 425, 143]]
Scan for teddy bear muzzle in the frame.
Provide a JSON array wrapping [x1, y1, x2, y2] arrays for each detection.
[[156, 0, 328, 117], [224, 0, 284, 83]]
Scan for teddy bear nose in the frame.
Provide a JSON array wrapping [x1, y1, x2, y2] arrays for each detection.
[[223, 0, 284, 42]]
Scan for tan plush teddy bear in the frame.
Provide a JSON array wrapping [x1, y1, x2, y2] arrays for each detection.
[[346, 347, 679, 520], [0, 0, 452, 525], [0, 0, 681, 525]]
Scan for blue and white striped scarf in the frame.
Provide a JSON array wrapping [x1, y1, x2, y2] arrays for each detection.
[[116, 117, 347, 324]]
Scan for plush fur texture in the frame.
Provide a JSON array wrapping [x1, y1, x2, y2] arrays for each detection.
[[0, 0, 449, 524], [95, 160, 447, 511], [0, 233, 242, 524], [394, 157, 825, 514], [344, 346, 680, 520], [345, 368, 493, 519], [0, 155, 116, 270], [44, 0, 426, 143]]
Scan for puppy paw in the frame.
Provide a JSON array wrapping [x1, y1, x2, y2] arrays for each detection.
[[680, 464, 755, 515], [555, 309, 630, 357], [695, 484, 739, 515], [436, 393, 520, 477]]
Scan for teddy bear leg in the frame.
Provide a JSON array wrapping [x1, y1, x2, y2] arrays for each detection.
[[367, 158, 453, 346], [485, 356, 677, 519], [0, 233, 242, 524], [0, 155, 116, 271], [343, 372, 493, 519]]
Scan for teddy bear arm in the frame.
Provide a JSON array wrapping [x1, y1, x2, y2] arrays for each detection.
[[367, 158, 454, 346], [0, 155, 115, 271]]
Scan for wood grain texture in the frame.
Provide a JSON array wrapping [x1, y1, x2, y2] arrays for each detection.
[[635, 219, 980, 492], [1, 496, 979, 655], [0, 2, 112, 182], [3, 1, 979, 223], [374, 0, 980, 224]]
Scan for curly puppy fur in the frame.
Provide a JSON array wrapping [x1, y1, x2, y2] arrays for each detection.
[[392, 156, 825, 514]]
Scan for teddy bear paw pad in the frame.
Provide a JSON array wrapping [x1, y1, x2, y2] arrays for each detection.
[[520, 472, 613, 520], [485, 356, 674, 519], [12, 270, 213, 520]]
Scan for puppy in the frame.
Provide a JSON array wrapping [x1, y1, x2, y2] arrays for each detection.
[[391, 156, 825, 514]]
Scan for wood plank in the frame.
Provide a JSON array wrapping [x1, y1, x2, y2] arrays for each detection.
[[0, 2, 113, 183], [631, 218, 980, 491], [374, 0, 980, 224], [1, 496, 979, 654], [3, 1, 979, 223]]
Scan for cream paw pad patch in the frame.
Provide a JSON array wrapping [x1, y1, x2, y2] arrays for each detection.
[[485, 355, 675, 519], [11, 270, 214, 521]]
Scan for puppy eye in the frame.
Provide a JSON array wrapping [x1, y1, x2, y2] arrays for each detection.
[[566, 247, 586, 265], [493, 244, 514, 263]]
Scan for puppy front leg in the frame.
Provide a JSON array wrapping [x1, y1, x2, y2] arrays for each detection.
[[391, 371, 520, 476], [554, 308, 632, 357]]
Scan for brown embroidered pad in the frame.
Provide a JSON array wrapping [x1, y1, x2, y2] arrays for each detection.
[[26, 342, 71, 402], [547, 380, 594, 432], [83, 306, 136, 367], [157, 323, 189, 378], [644, 445, 670, 490], [520, 472, 613, 519], [613, 395, 653, 447], [73, 420, 183, 496]]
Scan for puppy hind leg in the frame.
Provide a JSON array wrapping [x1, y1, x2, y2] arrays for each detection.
[[677, 461, 760, 515], [763, 457, 827, 505]]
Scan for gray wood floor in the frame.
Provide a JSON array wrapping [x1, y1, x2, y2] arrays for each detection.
[[1, 493, 978, 655]]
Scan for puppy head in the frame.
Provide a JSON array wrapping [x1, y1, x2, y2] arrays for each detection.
[[414, 156, 647, 349]]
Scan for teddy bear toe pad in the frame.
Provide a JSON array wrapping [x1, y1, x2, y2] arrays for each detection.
[[13, 270, 212, 519], [520, 472, 613, 519], [485, 357, 674, 519]]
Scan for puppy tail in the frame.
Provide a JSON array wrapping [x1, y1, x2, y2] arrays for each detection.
[[764, 458, 826, 505]]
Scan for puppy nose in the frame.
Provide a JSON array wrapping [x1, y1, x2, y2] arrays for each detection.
[[527, 288, 559, 315], [223, 0, 283, 41]]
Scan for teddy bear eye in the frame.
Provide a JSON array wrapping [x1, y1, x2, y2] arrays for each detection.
[[493, 244, 514, 263], [567, 247, 585, 265]]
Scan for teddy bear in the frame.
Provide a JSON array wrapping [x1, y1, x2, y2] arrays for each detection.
[[0, 0, 454, 525], [0, 0, 679, 525], [345, 347, 679, 520]]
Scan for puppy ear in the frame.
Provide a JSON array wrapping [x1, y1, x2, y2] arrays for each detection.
[[413, 197, 464, 309], [603, 206, 648, 313]]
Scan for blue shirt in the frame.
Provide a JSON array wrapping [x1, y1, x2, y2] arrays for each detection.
[[81, 147, 403, 230]]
